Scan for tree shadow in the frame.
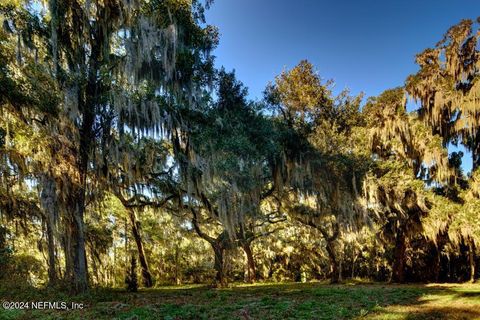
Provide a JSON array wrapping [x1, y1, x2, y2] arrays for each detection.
[[404, 307, 480, 320], [369, 284, 480, 319]]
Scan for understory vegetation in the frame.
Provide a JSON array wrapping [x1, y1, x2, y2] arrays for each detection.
[[1, 0, 480, 318]]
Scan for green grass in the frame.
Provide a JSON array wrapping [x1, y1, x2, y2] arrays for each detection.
[[2, 282, 480, 319]]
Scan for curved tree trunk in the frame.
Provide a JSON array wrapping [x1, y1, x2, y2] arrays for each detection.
[[191, 208, 228, 287], [318, 223, 340, 284], [391, 228, 406, 283], [128, 208, 153, 287]]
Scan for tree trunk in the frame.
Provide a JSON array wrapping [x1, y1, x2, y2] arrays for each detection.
[[472, 134, 480, 171], [433, 230, 449, 282], [213, 244, 226, 287], [174, 246, 180, 285], [391, 228, 406, 283], [433, 246, 441, 283], [242, 242, 256, 283], [351, 248, 358, 279], [468, 237, 476, 282], [113, 244, 117, 287], [40, 174, 57, 285], [70, 189, 88, 293], [90, 246, 99, 285], [431, 236, 446, 283], [46, 220, 57, 284], [128, 208, 153, 288], [339, 257, 343, 282], [64, 87, 93, 293], [325, 239, 339, 283], [62, 229, 73, 282], [318, 224, 340, 284], [66, 21, 106, 293], [190, 209, 228, 287]]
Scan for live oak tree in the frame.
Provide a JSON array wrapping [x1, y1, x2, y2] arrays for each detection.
[[178, 69, 285, 286], [405, 18, 480, 281], [265, 60, 368, 283], [0, 2, 67, 285], [406, 18, 480, 170], [110, 135, 178, 287], [362, 88, 451, 283], [1, 0, 216, 292], [3, 6, 480, 292]]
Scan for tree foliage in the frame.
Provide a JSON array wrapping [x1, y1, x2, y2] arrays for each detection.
[[1, 4, 480, 292]]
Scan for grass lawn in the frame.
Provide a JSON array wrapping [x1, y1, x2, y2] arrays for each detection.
[[1, 282, 480, 319]]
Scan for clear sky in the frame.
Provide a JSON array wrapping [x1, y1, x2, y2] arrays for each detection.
[[206, 0, 480, 173], [206, 0, 480, 99]]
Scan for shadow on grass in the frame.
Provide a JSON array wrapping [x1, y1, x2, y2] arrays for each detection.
[[404, 307, 480, 320], [367, 284, 480, 320], [370, 306, 480, 320]]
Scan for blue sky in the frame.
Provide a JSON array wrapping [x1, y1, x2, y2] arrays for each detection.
[[205, 0, 480, 173]]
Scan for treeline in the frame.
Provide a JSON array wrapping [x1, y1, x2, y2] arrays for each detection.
[[1, 1, 480, 292]]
